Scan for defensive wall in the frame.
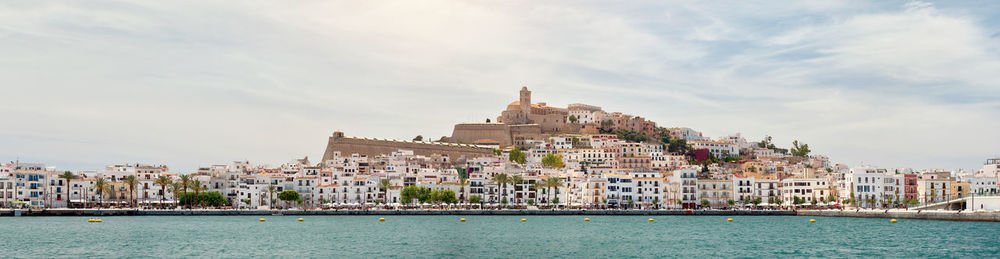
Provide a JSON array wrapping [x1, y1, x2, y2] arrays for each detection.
[[448, 123, 513, 146], [321, 131, 494, 162]]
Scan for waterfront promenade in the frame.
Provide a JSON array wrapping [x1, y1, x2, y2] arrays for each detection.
[[0, 208, 794, 216], [6, 208, 1000, 222]]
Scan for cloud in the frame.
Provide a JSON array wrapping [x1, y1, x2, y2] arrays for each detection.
[[0, 1, 997, 172]]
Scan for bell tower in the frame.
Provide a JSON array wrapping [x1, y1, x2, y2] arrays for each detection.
[[519, 86, 531, 112]]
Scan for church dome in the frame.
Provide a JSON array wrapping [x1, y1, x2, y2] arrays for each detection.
[[506, 101, 521, 111]]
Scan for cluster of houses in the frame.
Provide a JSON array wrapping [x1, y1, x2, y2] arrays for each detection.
[[3, 132, 998, 210]]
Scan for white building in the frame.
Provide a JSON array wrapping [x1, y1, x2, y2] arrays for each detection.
[[844, 167, 888, 208], [669, 169, 698, 209], [781, 178, 830, 205], [688, 140, 739, 159], [965, 176, 999, 195], [755, 179, 781, 205], [567, 103, 603, 124], [733, 177, 755, 204]]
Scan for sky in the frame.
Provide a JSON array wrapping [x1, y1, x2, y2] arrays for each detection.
[[1, 1, 998, 173]]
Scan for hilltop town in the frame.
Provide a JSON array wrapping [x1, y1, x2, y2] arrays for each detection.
[[2, 87, 998, 211]]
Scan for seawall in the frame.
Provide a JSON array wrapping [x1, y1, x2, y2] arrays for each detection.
[[0, 209, 793, 217], [797, 209, 1000, 222], [4, 209, 1000, 221]]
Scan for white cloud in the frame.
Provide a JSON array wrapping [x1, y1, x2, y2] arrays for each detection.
[[0, 1, 997, 172]]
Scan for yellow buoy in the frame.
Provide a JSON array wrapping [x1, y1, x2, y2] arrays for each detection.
[[259, 218, 266, 222], [890, 219, 897, 223], [95, 219, 102, 223], [648, 218, 654, 222], [521, 218, 527, 222], [584, 218, 590, 222], [809, 219, 816, 223], [88, 218, 95, 223], [379, 217, 386, 222], [460, 218, 466, 222], [298, 218, 304, 222], [727, 218, 733, 222]]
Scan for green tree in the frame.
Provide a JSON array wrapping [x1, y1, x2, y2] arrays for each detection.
[[191, 180, 203, 196], [416, 187, 433, 204], [180, 192, 227, 207], [179, 174, 191, 194], [267, 185, 276, 208], [541, 154, 565, 168], [458, 177, 469, 204], [201, 192, 227, 207], [169, 182, 183, 207], [614, 129, 649, 143], [727, 199, 735, 207], [412, 135, 424, 141], [667, 139, 689, 154], [469, 195, 481, 205], [154, 176, 172, 209], [508, 149, 527, 164], [568, 115, 577, 123], [277, 190, 301, 208], [401, 185, 420, 205], [493, 174, 510, 205], [758, 135, 775, 149], [95, 178, 109, 207], [701, 199, 711, 208], [751, 197, 762, 207], [378, 179, 392, 204], [441, 189, 458, 204], [545, 177, 563, 206], [124, 175, 139, 208], [429, 189, 442, 204], [791, 140, 811, 157], [58, 171, 77, 208]]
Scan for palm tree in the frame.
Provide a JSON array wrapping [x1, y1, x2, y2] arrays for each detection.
[[509, 175, 523, 205], [154, 176, 172, 209], [189, 180, 204, 208], [530, 182, 542, 205], [123, 175, 139, 208], [58, 171, 77, 208], [458, 177, 469, 205], [169, 182, 183, 208], [180, 174, 191, 195], [378, 179, 392, 205], [267, 185, 276, 209], [492, 174, 509, 206], [545, 177, 563, 207], [191, 180, 203, 195], [95, 178, 108, 208]]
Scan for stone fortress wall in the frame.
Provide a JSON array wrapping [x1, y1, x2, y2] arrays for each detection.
[[322, 131, 494, 162], [448, 123, 513, 146]]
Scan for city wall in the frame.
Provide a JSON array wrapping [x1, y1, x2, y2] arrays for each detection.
[[321, 133, 494, 162], [449, 123, 512, 146]]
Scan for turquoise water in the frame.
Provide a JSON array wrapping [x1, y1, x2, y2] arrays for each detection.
[[1, 216, 998, 258]]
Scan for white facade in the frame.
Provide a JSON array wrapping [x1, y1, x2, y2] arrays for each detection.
[[688, 140, 738, 158]]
